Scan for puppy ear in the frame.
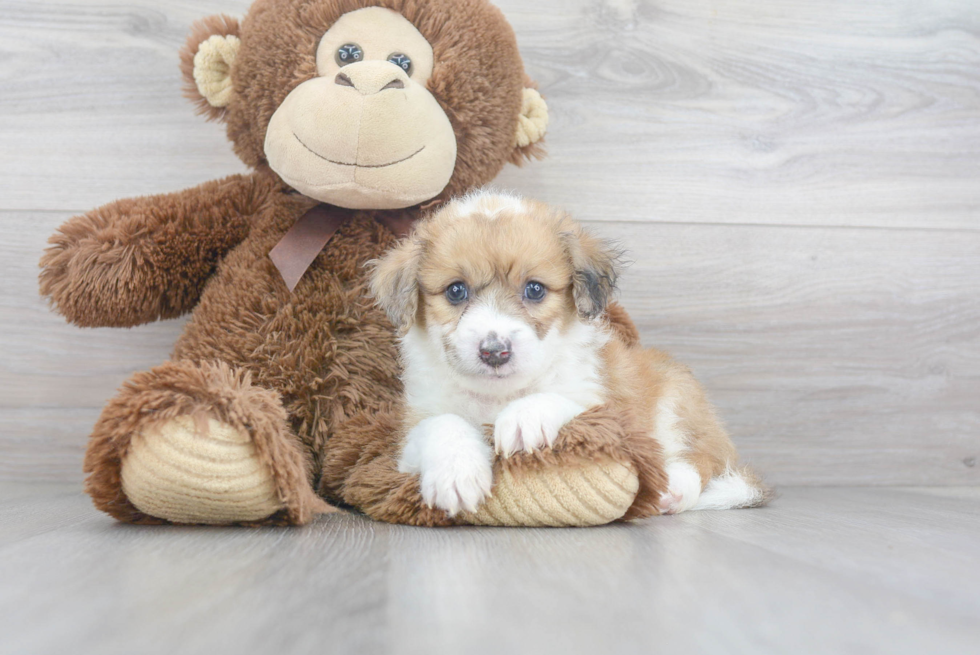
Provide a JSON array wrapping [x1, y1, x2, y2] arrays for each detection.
[[564, 226, 623, 320], [369, 238, 423, 335], [179, 15, 241, 121]]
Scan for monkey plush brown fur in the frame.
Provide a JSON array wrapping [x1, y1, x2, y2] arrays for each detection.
[[39, 0, 665, 527]]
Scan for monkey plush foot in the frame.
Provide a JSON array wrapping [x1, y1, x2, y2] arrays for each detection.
[[84, 360, 333, 526], [120, 415, 285, 525]]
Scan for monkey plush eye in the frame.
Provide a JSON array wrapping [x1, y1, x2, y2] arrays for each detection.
[[387, 53, 413, 75], [524, 281, 547, 302], [336, 44, 363, 66], [445, 282, 468, 305]]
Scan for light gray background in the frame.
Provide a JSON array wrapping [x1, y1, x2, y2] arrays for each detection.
[[2, 0, 977, 486]]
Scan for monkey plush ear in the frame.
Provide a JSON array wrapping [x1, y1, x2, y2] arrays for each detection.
[[179, 15, 241, 121], [369, 238, 423, 335], [515, 89, 549, 148], [511, 82, 550, 164], [563, 226, 623, 320]]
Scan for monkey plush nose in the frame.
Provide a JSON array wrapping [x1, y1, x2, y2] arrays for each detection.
[[479, 335, 512, 367], [334, 62, 409, 96]]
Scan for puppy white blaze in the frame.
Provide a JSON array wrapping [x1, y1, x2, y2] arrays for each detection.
[[451, 299, 540, 378], [453, 188, 525, 219]]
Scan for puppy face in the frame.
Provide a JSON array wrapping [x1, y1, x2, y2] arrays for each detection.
[[371, 191, 621, 387]]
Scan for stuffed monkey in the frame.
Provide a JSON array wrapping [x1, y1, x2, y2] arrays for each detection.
[[40, 0, 664, 527]]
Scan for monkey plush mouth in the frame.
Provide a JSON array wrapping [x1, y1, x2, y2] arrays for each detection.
[[293, 133, 425, 169]]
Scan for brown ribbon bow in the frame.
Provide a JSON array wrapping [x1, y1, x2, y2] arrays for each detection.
[[268, 205, 416, 292]]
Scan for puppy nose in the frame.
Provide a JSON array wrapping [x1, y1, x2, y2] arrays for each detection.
[[479, 335, 512, 368], [334, 62, 407, 95]]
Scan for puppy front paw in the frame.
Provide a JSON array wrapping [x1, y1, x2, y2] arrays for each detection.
[[420, 455, 493, 517], [493, 393, 586, 457], [399, 415, 493, 516]]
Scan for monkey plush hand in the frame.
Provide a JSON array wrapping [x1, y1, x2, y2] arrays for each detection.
[[40, 0, 659, 527]]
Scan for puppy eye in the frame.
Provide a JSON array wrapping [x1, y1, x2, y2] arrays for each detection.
[[336, 44, 363, 66], [387, 53, 413, 75], [524, 281, 547, 302], [445, 282, 468, 305]]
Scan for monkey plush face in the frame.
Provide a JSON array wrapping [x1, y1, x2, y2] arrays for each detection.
[[265, 8, 457, 209], [181, 0, 549, 210]]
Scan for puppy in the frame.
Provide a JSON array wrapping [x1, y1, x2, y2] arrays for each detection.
[[370, 190, 769, 517]]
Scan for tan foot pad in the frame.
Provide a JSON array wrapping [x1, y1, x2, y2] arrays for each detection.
[[121, 416, 284, 525], [460, 458, 639, 527]]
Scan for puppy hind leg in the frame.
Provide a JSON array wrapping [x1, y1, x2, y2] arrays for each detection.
[[654, 369, 746, 514], [657, 458, 704, 515]]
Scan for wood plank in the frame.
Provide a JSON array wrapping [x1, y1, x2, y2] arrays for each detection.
[[497, 0, 980, 230], [0, 481, 86, 547], [610, 219, 980, 486], [686, 486, 980, 616], [0, 486, 977, 655], [1, 0, 979, 229], [0, 0, 250, 209], [3, 212, 978, 485]]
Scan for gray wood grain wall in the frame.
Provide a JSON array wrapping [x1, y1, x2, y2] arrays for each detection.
[[1, 0, 977, 486]]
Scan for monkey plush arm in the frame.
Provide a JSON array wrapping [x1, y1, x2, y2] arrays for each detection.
[[321, 405, 667, 527], [40, 173, 274, 328]]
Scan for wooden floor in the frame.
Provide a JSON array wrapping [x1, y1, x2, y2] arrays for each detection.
[[0, 484, 977, 655]]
